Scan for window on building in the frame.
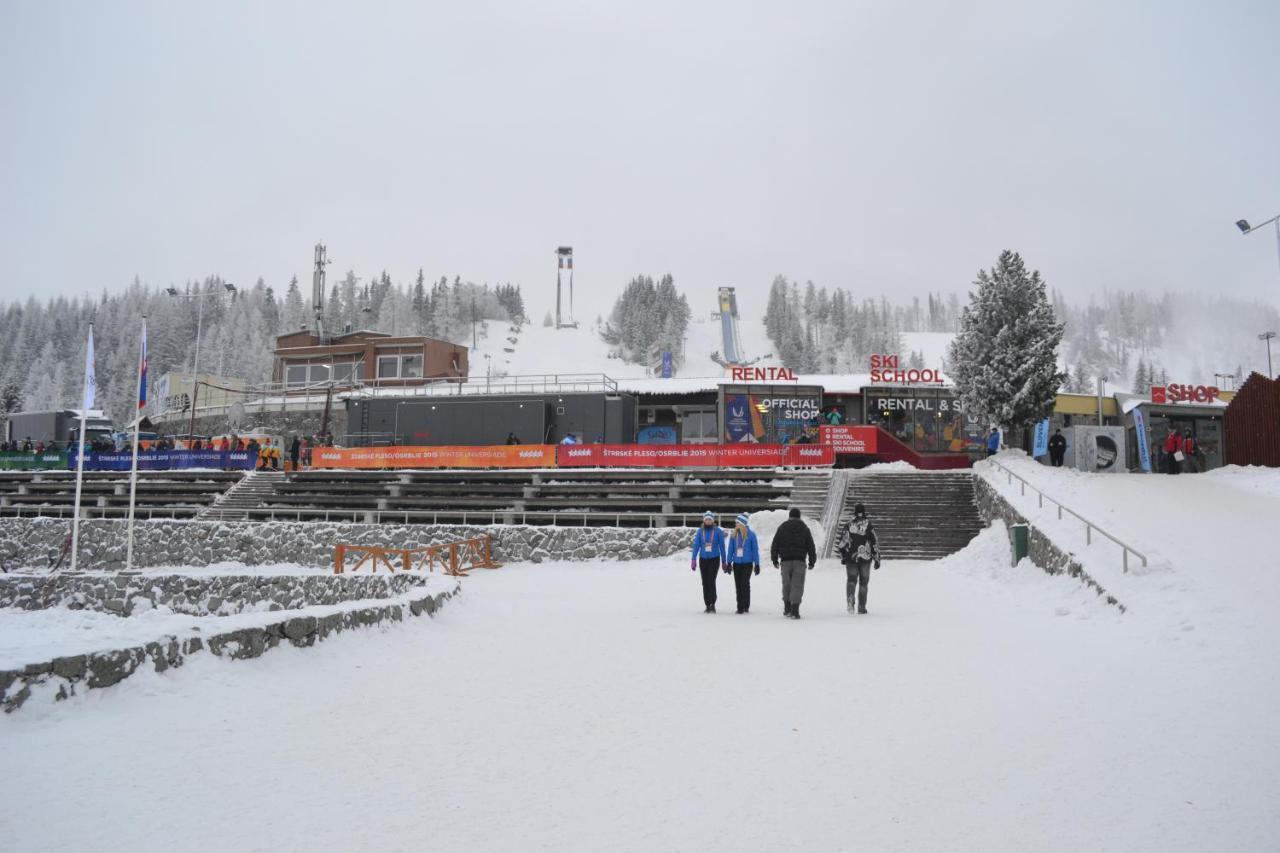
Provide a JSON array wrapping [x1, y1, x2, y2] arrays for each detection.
[[681, 410, 718, 443], [309, 364, 331, 383], [401, 354, 423, 378], [333, 362, 356, 384], [285, 364, 308, 387], [377, 355, 399, 379]]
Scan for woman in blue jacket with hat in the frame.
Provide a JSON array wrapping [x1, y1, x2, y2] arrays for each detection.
[[690, 511, 727, 613], [727, 512, 761, 614]]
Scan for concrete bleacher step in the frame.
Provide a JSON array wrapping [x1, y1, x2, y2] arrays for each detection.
[[197, 470, 286, 521]]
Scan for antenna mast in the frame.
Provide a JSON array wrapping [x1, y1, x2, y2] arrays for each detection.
[[312, 243, 329, 343]]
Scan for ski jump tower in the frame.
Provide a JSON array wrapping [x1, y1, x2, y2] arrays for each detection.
[[555, 246, 578, 329], [716, 287, 745, 364]]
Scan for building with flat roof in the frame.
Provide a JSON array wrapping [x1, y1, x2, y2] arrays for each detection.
[[272, 329, 468, 391]]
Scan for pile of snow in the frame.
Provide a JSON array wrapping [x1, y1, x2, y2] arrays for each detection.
[[743, 508, 822, 558]]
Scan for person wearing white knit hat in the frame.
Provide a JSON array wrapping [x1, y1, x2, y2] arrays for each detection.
[[726, 512, 761, 614], [689, 510, 727, 613]]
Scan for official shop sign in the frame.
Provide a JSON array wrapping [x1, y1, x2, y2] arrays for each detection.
[[869, 354, 944, 385], [1150, 384, 1220, 404]]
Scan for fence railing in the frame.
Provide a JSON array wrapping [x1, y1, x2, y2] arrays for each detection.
[[982, 458, 1148, 572], [334, 536, 501, 576]]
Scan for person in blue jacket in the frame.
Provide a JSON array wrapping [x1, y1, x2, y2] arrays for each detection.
[[690, 510, 727, 613], [985, 427, 1001, 457], [727, 512, 761, 614]]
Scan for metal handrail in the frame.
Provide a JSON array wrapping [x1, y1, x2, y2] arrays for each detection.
[[982, 458, 1148, 572]]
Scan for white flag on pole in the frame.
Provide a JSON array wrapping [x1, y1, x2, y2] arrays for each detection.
[[83, 326, 96, 411]]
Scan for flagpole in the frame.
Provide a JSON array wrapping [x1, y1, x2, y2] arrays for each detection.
[[125, 315, 147, 571], [70, 322, 94, 573]]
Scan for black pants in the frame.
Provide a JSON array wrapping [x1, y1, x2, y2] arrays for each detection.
[[699, 558, 720, 607], [731, 563, 754, 612], [1049, 451, 1063, 467]]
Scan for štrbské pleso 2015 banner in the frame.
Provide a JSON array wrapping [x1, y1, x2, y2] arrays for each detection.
[[311, 444, 557, 470], [556, 443, 834, 468], [818, 425, 878, 454]]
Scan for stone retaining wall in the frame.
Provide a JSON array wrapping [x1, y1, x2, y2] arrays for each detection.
[[973, 477, 1125, 611], [1, 578, 460, 713], [0, 572, 430, 616], [0, 518, 691, 571]]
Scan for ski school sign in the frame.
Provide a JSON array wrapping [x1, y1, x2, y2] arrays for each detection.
[[556, 443, 834, 468], [869, 354, 944, 386]]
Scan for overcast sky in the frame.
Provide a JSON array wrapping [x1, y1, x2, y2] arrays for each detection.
[[2, 0, 1278, 323]]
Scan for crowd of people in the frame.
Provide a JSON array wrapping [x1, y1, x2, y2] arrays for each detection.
[[689, 505, 882, 619]]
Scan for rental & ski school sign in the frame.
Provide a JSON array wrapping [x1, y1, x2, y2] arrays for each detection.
[[869, 354, 944, 385]]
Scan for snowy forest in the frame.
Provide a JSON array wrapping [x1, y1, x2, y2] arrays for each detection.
[[0, 272, 524, 423], [763, 274, 1279, 392], [599, 275, 692, 368]]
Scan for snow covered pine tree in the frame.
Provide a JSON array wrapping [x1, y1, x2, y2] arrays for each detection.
[[948, 251, 1066, 431]]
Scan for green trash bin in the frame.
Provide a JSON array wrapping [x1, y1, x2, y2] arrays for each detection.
[[1009, 523, 1029, 566]]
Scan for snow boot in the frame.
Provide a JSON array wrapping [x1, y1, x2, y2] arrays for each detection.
[[709, 604, 716, 613], [790, 604, 801, 620], [847, 596, 856, 614], [783, 601, 792, 617]]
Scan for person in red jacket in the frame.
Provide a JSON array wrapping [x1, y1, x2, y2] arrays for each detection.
[[1182, 429, 1200, 473], [1163, 427, 1181, 475]]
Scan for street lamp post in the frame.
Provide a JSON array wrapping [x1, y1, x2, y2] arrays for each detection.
[[1236, 212, 1280, 290], [167, 281, 236, 443], [1261, 331, 1276, 379]]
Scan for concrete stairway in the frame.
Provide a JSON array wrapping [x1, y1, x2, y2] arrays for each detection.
[[832, 471, 984, 561], [197, 470, 285, 522], [787, 470, 832, 521]]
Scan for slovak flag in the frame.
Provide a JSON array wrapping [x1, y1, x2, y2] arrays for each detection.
[[137, 320, 148, 409]]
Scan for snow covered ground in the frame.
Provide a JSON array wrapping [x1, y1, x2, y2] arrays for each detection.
[[3, 510, 1278, 851], [976, 454, 1280, 641]]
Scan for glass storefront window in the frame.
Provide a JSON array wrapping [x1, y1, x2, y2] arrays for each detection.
[[863, 388, 981, 453]]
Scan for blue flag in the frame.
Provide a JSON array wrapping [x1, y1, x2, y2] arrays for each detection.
[[1032, 418, 1051, 458], [137, 319, 148, 410]]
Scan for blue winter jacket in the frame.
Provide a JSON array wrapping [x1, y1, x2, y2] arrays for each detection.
[[690, 525, 727, 563], [727, 528, 761, 567], [986, 431, 1000, 452]]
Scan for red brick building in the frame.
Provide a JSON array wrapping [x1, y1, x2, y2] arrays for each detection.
[[272, 329, 468, 390]]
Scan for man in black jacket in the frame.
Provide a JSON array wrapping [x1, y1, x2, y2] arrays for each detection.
[[1048, 429, 1067, 467], [770, 507, 817, 619]]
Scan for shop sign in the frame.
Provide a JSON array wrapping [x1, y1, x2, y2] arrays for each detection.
[[1150, 385, 1220, 404], [871, 395, 964, 413], [818, 425, 878, 454], [869, 354, 944, 385]]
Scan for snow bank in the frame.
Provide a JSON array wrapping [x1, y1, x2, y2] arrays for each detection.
[[746, 508, 823, 557]]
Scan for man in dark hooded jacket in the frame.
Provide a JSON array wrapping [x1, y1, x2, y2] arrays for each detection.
[[770, 508, 816, 619], [837, 503, 881, 614]]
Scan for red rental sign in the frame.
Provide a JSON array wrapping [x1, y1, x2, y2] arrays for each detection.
[[818, 425, 878, 454], [729, 366, 799, 382], [555, 443, 834, 468], [1150, 385, 1220, 404]]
